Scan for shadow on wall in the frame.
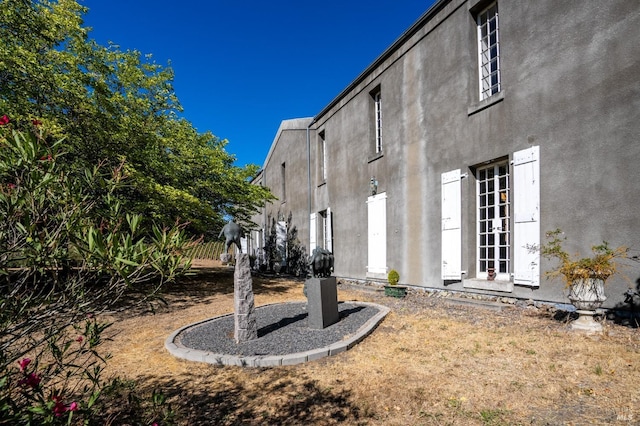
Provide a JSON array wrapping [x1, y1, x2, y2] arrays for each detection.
[[610, 274, 640, 328]]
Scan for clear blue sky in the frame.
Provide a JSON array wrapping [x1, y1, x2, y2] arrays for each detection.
[[80, 0, 436, 168]]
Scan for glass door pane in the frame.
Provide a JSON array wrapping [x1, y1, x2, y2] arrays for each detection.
[[477, 163, 510, 280]]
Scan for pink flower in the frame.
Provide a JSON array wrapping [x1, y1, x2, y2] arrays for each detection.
[[19, 373, 41, 388], [52, 396, 67, 417], [69, 401, 79, 411], [0, 115, 9, 126], [18, 358, 31, 372], [76, 336, 84, 343]]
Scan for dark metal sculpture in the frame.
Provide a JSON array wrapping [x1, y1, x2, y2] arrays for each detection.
[[308, 247, 334, 278], [219, 221, 243, 253]]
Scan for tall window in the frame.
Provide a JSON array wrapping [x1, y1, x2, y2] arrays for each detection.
[[372, 89, 382, 153], [477, 2, 500, 100], [281, 162, 286, 201], [477, 162, 510, 280], [319, 208, 332, 252], [318, 131, 327, 182]]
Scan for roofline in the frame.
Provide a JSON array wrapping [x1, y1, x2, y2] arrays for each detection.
[[313, 0, 450, 121], [262, 117, 314, 170]]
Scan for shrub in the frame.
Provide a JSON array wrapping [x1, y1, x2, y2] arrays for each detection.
[[388, 269, 400, 286], [0, 118, 191, 424], [537, 229, 629, 286]]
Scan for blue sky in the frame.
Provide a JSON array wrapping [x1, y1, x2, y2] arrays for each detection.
[[80, 0, 436, 168]]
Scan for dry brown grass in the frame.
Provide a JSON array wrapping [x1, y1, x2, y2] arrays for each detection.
[[100, 265, 640, 425]]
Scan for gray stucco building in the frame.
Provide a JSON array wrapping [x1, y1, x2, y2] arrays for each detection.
[[251, 0, 640, 308]]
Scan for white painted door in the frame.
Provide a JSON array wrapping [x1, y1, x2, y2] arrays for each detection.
[[367, 193, 387, 275]]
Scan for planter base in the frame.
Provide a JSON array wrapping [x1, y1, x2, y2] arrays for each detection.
[[384, 285, 407, 298], [571, 309, 603, 333]]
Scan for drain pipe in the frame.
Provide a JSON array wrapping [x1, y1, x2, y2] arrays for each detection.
[[306, 118, 316, 249]]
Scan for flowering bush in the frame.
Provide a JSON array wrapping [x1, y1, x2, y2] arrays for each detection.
[[0, 318, 104, 424], [0, 118, 187, 424]]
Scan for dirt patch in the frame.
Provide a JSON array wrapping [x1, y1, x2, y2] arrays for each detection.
[[101, 267, 640, 425]]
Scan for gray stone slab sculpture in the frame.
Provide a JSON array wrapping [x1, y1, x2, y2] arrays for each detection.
[[306, 276, 339, 329], [234, 253, 257, 343]]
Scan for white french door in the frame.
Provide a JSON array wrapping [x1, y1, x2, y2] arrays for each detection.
[[477, 162, 510, 280]]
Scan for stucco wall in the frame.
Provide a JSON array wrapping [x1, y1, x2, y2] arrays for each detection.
[[259, 118, 313, 259], [258, 0, 640, 307]]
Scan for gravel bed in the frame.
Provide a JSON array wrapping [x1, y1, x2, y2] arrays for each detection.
[[176, 302, 381, 356]]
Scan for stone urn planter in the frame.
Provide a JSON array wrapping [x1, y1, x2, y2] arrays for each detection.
[[537, 229, 629, 333], [568, 277, 607, 332]]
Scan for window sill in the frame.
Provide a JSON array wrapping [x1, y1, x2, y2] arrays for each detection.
[[467, 91, 505, 116], [368, 152, 384, 163]]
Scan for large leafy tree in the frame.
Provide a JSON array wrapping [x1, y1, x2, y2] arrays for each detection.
[[0, 0, 273, 237]]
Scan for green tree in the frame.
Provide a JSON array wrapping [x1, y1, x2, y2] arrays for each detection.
[[0, 122, 188, 424], [0, 0, 273, 237]]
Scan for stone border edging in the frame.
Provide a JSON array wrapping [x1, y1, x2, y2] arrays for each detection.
[[165, 301, 390, 367]]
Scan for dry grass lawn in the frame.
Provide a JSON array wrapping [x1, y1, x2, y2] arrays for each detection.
[[101, 265, 640, 425]]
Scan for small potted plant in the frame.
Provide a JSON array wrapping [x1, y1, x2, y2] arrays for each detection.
[[539, 229, 629, 331], [384, 269, 407, 298]]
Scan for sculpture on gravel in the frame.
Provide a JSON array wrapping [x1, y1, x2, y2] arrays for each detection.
[[308, 247, 334, 278]]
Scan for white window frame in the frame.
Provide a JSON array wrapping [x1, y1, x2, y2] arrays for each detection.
[[281, 162, 286, 201], [476, 161, 510, 281], [320, 208, 333, 252], [477, 2, 501, 101], [374, 91, 382, 154], [318, 131, 328, 183]]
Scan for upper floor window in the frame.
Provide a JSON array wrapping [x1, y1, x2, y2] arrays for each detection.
[[318, 130, 327, 183], [372, 89, 382, 154], [477, 2, 500, 100], [281, 162, 286, 201]]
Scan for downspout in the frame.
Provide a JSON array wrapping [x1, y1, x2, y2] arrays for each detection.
[[306, 118, 316, 249]]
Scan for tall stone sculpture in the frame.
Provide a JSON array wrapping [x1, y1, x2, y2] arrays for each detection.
[[234, 253, 257, 343]]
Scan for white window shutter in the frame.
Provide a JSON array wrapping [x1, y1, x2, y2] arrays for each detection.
[[442, 169, 462, 280], [513, 146, 540, 287], [309, 213, 317, 252], [325, 207, 333, 252], [277, 221, 287, 262]]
